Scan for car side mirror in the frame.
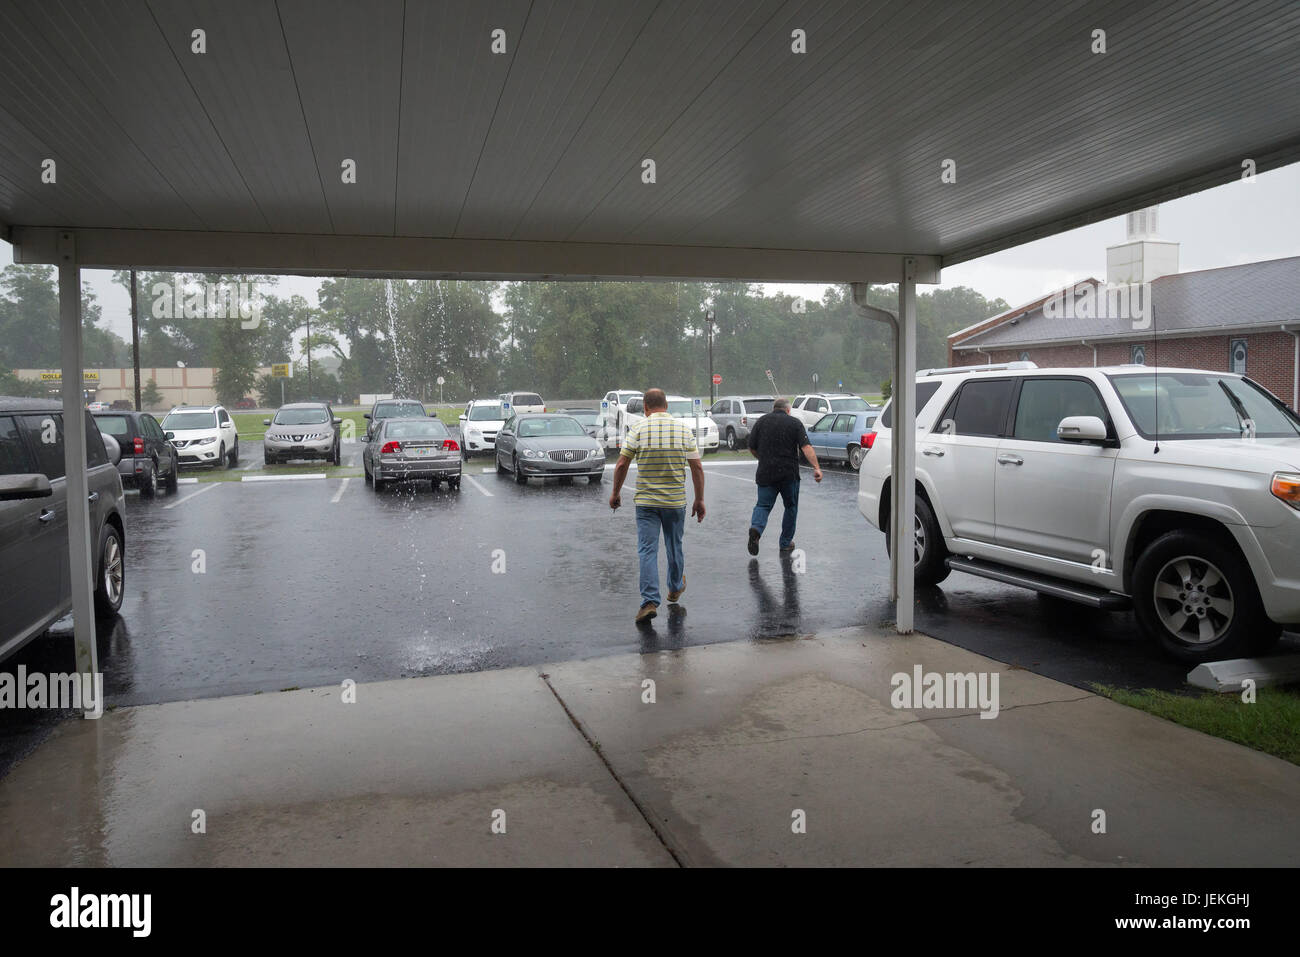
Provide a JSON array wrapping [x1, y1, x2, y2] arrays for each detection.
[[164, 431, 175, 440], [263, 418, 272, 426], [363, 413, 371, 419], [0, 473, 53, 501], [1057, 415, 1109, 443], [333, 417, 342, 425], [458, 415, 466, 421]]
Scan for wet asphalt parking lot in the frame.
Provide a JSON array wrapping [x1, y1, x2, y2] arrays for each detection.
[[3, 438, 1296, 773]]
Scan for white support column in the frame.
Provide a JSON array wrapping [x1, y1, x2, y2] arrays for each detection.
[[891, 259, 918, 633], [57, 232, 100, 698]]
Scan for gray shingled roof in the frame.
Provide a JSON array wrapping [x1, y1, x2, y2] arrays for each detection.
[[955, 257, 1300, 349]]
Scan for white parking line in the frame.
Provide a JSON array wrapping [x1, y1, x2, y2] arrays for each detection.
[[164, 482, 221, 509], [330, 477, 351, 503], [706, 470, 752, 483], [461, 474, 493, 497], [178, 477, 198, 484], [242, 473, 327, 482]]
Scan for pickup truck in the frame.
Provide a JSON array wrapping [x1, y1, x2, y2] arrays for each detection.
[[858, 363, 1300, 662]]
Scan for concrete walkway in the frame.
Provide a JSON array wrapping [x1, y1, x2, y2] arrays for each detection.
[[2, 626, 1297, 866]]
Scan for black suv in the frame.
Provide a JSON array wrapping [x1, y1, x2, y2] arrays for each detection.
[[92, 410, 179, 497]]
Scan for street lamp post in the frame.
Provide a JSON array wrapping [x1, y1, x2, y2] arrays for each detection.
[[705, 309, 716, 404]]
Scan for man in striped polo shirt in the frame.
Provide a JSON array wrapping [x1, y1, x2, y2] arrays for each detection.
[[609, 388, 706, 622]]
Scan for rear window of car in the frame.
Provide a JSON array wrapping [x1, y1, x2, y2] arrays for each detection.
[[0, 416, 30, 475], [95, 414, 132, 436], [743, 399, 774, 414], [936, 379, 1016, 438], [386, 419, 447, 439], [513, 393, 543, 406], [880, 381, 942, 428]]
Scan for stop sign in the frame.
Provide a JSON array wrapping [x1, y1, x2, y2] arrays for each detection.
[[712, 373, 722, 385]]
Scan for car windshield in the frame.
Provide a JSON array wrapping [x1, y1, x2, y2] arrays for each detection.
[[95, 415, 130, 436], [468, 403, 504, 421], [1109, 373, 1300, 440], [743, 399, 774, 414], [162, 411, 216, 430], [519, 417, 585, 438], [374, 402, 425, 418], [274, 408, 329, 425], [386, 419, 447, 439], [829, 397, 870, 412], [667, 400, 700, 416]]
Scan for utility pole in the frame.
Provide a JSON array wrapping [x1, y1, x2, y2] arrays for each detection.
[[130, 270, 142, 410], [306, 312, 313, 398], [705, 309, 716, 404]]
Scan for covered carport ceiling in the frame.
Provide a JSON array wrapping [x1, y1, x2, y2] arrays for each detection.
[[2, 0, 1298, 281]]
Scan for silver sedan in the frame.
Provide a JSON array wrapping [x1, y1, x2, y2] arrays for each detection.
[[363, 417, 462, 491], [494, 413, 605, 484]]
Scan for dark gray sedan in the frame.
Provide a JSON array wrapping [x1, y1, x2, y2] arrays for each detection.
[[494, 413, 605, 484], [362, 417, 462, 491]]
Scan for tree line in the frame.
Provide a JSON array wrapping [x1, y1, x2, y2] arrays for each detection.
[[1, 264, 1008, 404]]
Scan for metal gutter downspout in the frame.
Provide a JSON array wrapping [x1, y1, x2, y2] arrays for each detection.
[[1285, 324, 1300, 409], [1082, 339, 1097, 366]]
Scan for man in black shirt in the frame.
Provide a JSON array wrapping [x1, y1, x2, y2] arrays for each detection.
[[746, 399, 822, 555]]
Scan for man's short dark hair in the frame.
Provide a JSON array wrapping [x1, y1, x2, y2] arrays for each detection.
[[772, 398, 790, 412], [644, 388, 667, 410]]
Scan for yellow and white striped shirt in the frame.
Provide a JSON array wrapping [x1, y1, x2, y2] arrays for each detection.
[[620, 412, 700, 508]]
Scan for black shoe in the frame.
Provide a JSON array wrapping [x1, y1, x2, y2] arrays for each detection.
[[779, 543, 796, 555], [747, 528, 760, 555]]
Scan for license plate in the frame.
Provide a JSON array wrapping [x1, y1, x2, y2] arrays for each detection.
[[407, 447, 434, 458]]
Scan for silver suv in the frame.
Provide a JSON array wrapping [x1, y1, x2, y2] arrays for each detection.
[[0, 398, 127, 661], [708, 395, 775, 450], [859, 363, 1300, 662]]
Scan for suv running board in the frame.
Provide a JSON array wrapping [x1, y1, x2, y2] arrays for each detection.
[[945, 557, 1131, 611]]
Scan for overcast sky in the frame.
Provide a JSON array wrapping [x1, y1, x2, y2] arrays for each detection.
[[3, 163, 1296, 344]]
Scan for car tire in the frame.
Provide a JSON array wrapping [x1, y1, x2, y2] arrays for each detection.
[[496, 453, 508, 475], [590, 471, 603, 484], [164, 454, 179, 490], [448, 478, 461, 491], [884, 495, 950, 586], [139, 460, 158, 498], [93, 524, 125, 618], [331, 442, 341, 467], [373, 473, 386, 492], [1132, 530, 1279, 662], [514, 456, 527, 484], [726, 429, 737, 451], [229, 440, 239, 467], [218, 442, 228, 469], [849, 445, 865, 471]]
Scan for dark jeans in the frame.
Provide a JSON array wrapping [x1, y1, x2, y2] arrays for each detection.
[[750, 478, 800, 548]]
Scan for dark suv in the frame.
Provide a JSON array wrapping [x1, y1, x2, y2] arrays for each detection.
[[92, 410, 179, 497], [0, 397, 128, 662]]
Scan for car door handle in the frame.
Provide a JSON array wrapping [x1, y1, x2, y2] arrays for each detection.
[[39, 508, 55, 523], [87, 491, 100, 502], [997, 453, 1023, 466], [921, 446, 945, 457]]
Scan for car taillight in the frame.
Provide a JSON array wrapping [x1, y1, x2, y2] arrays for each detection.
[[442, 439, 460, 451], [741, 416, 748, 425], [380, 441, 402, 454], [861, 431, 876, 450], [133, 436, 144, 454]]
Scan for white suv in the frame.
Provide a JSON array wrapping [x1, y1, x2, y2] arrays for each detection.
[[791, 393, 877, 426], [623, 394, 719, 450], [858, 363, 1300, 662], [160, 404, 240, 468]]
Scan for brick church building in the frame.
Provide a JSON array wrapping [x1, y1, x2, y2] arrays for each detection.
[[947, 207, 1300, 409]]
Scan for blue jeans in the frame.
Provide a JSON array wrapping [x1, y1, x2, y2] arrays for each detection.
[[750, 478, 800, 548], [636, 505, 685, 606]]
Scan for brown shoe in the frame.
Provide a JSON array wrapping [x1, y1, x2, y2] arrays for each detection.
[[635, 602, 658, 622], [668, 577, 686, 603]]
